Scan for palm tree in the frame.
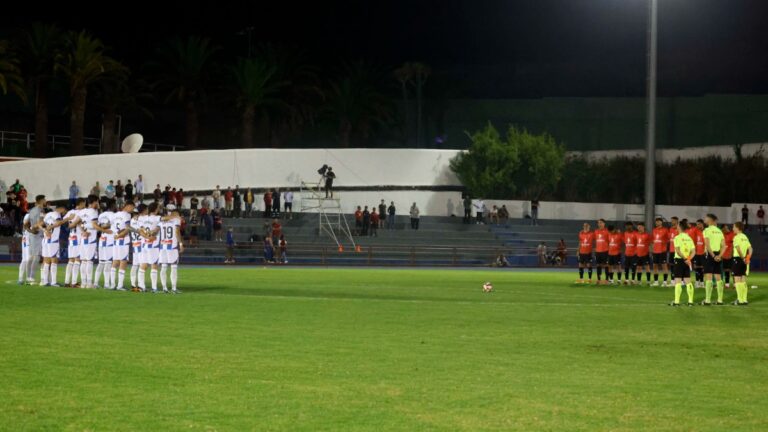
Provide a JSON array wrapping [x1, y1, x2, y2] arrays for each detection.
[[151, 36, 219, 150], [410, 62, 431, 148], [325, 61, 393, 147], [394, 63, 414, 144], [56, 31, 126, 155], [0, 39, 26, 103], [91, 73, 153, 153], [227, 57, 285, 148], [17, 23, 61, 157]]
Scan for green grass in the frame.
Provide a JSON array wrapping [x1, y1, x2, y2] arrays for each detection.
[[1, 266, 767, 431]]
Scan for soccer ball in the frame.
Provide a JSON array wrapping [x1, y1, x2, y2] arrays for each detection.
[[482, 282, 493, 293]]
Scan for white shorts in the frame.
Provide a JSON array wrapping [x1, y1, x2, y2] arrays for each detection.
[[159, 249, 179, 265], [143, 247, 160, 265], [42, 241, 60, 259], [28, 238, 42, 257], [98, 243, 113, 262], [68, 239, 80, 260], [113, 244, 130, 262], [132, 247, 142, 265], [79, 243, 97, 261], [21, 243, 30, 262]]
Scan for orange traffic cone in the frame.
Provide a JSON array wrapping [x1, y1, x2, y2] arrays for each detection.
[[338, 245, 344, 253]]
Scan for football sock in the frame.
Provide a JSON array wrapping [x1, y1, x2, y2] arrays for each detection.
[[110, 267, 117, 289], [674, 283, 682, 304], [28, 259, 39, 281], [617, 271, 622, 281], [150, 269, 158, 291], [607, 271, 613, 281], [18, 260, 27, 282], [171, 265, 178, 290], [654, 273, 659, 282], [724, 272, 730, 284], [597, 268, 603, 280], [588, 268, 593, 279], [704, 280, 713, 303], [663, 274, 669, 282], [737, 282, 747, 303], [579, 268, 584, 279], [117, 269, 126, 290], [130, 265, 138, 287], [85, 261, 94, 286], [716, 280, 724, 303], [64, 262, 72, 284], [50, 262, 57, 285], [138, 268, 146, 290], [646, 272, 651, 282], [160, 264, 168, 290], [71, 262, 80, 285], [41, 263, 50, 285], [94, 262, 104, 287], [686, 283, 695, 303]]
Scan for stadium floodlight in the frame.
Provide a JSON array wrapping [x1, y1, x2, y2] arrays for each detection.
[[644, 0, 658, 229]]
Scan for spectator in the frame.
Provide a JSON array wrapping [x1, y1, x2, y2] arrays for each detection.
[[115, 180, 124, 208], [134, 174, 144, 202], [153, 184, 162, 203], [493, 253, 510, 267], [271, 218, 282, 245], [263, 190, 272, 218], [263, 237, 274, 263], [556, 238, 567, 265], [272, 188, 281, 218], [91, 181, 102, 197], [741, 204, 749, 228], [224, 187, 234, 216], [378, 200, 387, 228], [233, 186, 242, 218], [202, 208, 213, 241], [499, 205, 509, 225], [201, 195, 211, 210], [189, 212, 199, 246], [213, 209, 223, 241], [68, 181, 79, 209], [362, 206, 370, 236], [283, 190, 294, 219], [10, 179, 23, 194], [758, 205, 765, 233], [263, 220, 272, 240], [463, 195, 472, 224], [212, 186, 222, 210], [531, 199, 540, 226], [370, 208, 379, 237], [163, 186, 172, 206], [473, 198, 485, 224], [325, 167, 336, 198], [387, 201, 396, 230], [537, 242, 547, 266], [245, 188, 254, 217], [410, 202, 420, 230], [106, 181, 117, 200], [190, 193, 199, 217], [279, 235, 288, 264], [354, 206, 363, 235], [125, 179, 134, 203], [225, 228, 235, 264], [490, 205, 499, 225], [176, 188, 184, 208]]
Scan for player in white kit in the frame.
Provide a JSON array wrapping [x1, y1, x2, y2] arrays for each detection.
[[75, 195, 101, 288], [110, 201, 135, 291], [139, 202, 162, 293], [40, 204, 70, 286], [25, 195, 47, 284], [95, 200, 116, 289], [130, 205, 147, 291], [159, 205, 184, 294], [64, 198, 86, 287], [18, 214, 32, 284]]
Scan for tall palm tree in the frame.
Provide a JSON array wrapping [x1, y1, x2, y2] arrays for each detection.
[[56, 31, 126, 155], [151, 36, 219, 150], [0, 40, 26, 104], [410, 62, 431, 148], [17, 23, 61, 157], [91, 72, 153, 153], [394, 63, 414, 144], [227, 57, 285, 148]]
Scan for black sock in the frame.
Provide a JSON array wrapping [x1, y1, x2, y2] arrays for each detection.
[[624, 268, 630, 279], [654, 273, 659, 282], [579, 268, 584, 279], [663, 274, 668, 282], [724, 272, 730, 284], [647, 272, 651, 281], [588, 268, 593, 279], [597, 268, 603, 280], [617, 271, 622, 280]]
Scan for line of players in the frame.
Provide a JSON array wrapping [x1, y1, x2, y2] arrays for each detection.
[[19, 194, 184, 294], [577, 215, 753, 305]]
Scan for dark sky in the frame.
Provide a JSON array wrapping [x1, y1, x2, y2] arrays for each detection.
[[4, 0, 768, 98]]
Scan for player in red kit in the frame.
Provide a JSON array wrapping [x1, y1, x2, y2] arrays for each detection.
[[577, 222, 595, 284], [607, 225, 623, 284], [664, 216, 680, 286], [634, 222, 652, 284], [622, 222, 637, 285], [722, 224, 735, 288], [593, 219, 610, 284], [692, 219, 706, 287], [651, 217, 669, 286]]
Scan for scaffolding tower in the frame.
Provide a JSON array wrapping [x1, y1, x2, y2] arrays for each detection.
[[299, 181, 356, 250]]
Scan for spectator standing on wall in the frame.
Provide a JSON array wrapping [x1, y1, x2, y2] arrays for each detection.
[[499, 205, 509, 225], [283, 190, 294, 219], [68, 181, 79, 209], [272, 188, 281, 218], [190, 193, 199, 217], [201, 195, 211, 211], [245, 188, 254, 217], [531, 199, 540, 226], [233, 186, 242, 218], [410, 202, 420, 230], [176, 188, 184, 209], [10, 179, 23, 194], [212, 186, 222, 210], [115, 180, 124, 208], [490, 205, 499, 225], [378, 200, 387, 228], [163, 186, 172, 207], [354, 206, 363, 235], [463, 195, 472, 224], [387, 201, 396, 230], [224, 187, 234, 217], [741, 204, 749, 228], [125, 179, 134, 203], [263, 190, 272, 218], [362, 206, 370, 236], [91, 181, 102, 198], [324, 167, 336, 198], [757, 205, 765, 233], [153, 184, 162, 203], [473, 199, 485, 225], [134, 175, 144, 202], [202, 208, 213, 241], [370, 208, 380, 237]]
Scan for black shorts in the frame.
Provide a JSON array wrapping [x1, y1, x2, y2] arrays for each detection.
[[673, 258, 691, 279], [608, 254, 622, 266], [703, 252, 722, 274], [732, 258, 747, 277], [595, 252, 608, 265], [722, 257, 733, 271], [285, 202, 293, 210], [693, 254, 705, 268], [623, 255, 637, 268], [652, 253, 667, 265], [636, 254, 650, 266], [578, 253, 593, 265]]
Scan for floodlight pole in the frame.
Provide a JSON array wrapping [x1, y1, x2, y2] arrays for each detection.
[[644, 0, 658, 228]]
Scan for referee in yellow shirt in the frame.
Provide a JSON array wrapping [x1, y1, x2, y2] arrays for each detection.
[[731, 222, 753, 306], [670, 220, 696, 307], [702, 214, 726, 305]]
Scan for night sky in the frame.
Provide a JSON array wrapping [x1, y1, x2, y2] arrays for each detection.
[[4, 0, 768, 98]]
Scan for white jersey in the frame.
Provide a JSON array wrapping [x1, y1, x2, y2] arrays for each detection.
[[112, 211, 132, 246], [130, 216, 143, 252], [43, 211, 62, 244], [65, 209, 80, 246], [142, 215, 161, 249], [98, 211, 115, 245], [159, 218, 181, 250], [21, 214, 30, 249], [80, 208, 99, 245]]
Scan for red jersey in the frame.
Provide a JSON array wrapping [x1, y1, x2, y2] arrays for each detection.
[[578, 231, 595, 254], [652, 227, 668, 254], [623, 231, 637, 256], [667, 227, 679, 253], [271, 222, 282, 237], [722, 231, 735, 259], [686, 227, 705, 255], [594, 228, 609, 253], [370, 212, 380, 224], [608, 232, 623, 256], [635, 232, 651, 257]]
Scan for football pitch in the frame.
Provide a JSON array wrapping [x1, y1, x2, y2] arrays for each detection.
[[1, 266, 767, 431]]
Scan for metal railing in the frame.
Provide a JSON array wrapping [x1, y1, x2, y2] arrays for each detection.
[[0, 130, 184, 156]]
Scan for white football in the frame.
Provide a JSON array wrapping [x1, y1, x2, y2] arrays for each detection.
[[483, 282, 493, 292], [121, 133, 144, 153]]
